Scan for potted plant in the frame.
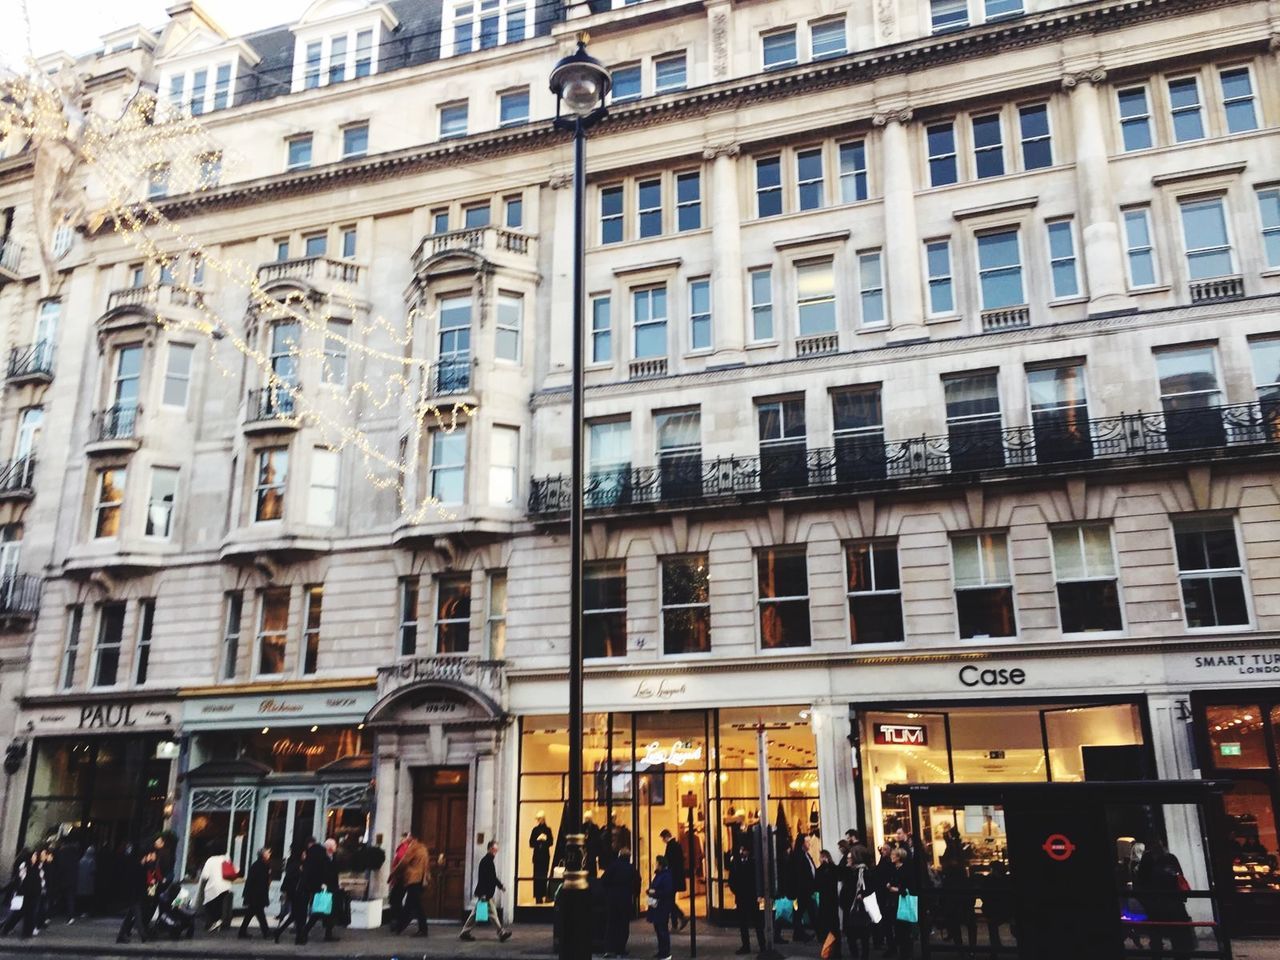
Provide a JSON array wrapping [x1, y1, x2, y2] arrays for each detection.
[[337, 842, 387, 929]]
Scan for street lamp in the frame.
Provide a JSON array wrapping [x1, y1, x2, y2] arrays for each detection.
[[550, 33, 609, 960]]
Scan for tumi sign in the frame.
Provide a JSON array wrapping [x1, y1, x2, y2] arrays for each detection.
[[874, 723, 928, 746]]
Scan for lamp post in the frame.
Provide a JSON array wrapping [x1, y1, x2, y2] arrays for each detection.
[[550, 34, 610, 960]]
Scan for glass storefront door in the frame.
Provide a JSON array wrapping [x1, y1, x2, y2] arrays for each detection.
[[258, 791, 320, 880]]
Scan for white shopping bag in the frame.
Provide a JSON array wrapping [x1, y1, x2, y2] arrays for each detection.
[[862, 892, 882, 925]]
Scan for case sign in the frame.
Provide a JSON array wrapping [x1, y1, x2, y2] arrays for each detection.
[[874, 723, 928, 746]]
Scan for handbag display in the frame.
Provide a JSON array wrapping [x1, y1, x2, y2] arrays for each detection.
[[310, 890, 334, 916], [896, 892, 919, 924], [221, 860, 238, 881], [476, 897, 490, 922]]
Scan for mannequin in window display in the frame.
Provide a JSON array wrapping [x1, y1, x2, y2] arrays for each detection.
[[529, 812, 553, 904], [583, 810, 602, 877]]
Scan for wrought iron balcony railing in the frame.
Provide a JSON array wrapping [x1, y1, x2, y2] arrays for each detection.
[[0, 575, 42, 618], [246, 386, 298, 422], [89, 404, 138, 443], [432, 355, 471, 395], [528, 401, 1280, 516], [6, 341, 54, 382], [0, 457, 36, 496]]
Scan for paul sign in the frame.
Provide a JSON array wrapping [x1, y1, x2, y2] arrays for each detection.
[[874, 723, 928, 746]]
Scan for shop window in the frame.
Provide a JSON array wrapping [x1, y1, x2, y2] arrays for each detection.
[[758, 547, 810, 649], [585, 561, 626, 658], [436, 574, 471, 653], [92, 602, 126, 688], [256, 588, 290, 676], [399, 577, 419, 656], [237, 727, 363, 773], [302, 585, 322, 675], [133, 599, 155, 685], [660, 555, 710, 655], [1042, 703, 1143, 781], [1222, 779, 1280, 895], [487, 571, 507, 659], [951, 533, 1016, 639], [846, 540, 903, 643], [1051, 524, 1122, 633], [1173, 515, 1250, 628], [1205, 703, 1269, 769], [185, 787, 255, 880]]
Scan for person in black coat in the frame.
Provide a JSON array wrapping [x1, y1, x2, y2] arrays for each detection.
[[2, 850, 42, 939], [885, 848, 915, 960], [529, 813, 554, 904], [601, 846, 638, 958], [460, 841, 511, 941], [785, 834, 815, 943], [815, 849, 842, 956], [238, 848, 273, 939], [659, 829, 688, 931], [114, 847, 153, 944], [729, 844, 766, 955], [297, 838, 340, 945], [273, 842, 304, 940], [872, 842, 897, 954]]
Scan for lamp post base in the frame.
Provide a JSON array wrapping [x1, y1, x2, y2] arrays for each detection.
[[557, 873, 593, 960]]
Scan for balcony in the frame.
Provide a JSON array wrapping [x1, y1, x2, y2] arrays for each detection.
[[244, 386, 301, 432], [1189, 276, 1245, 304], [628, 358, 667, 380], [257, 256, 362, 289], [105, 283, 205, 315], [981, 306, 1031, 332], [87, 404, 140, 454], [0, 238, 21, 284], [411, 226, 535, 275], [430, 356, 472, 396], [528, 401, 1280, 517], [6, 342, 54, 385], [0, 575, 42, 619], [0, 457, 36, 500], [796, 333, 840, 357]]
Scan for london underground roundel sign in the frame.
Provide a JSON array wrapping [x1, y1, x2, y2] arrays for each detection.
[[1042, 833, 1076, 861]]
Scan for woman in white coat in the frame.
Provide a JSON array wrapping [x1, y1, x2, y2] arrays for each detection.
[[198, 854, 236, 932]]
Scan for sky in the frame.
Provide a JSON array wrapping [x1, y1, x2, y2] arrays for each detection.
[[0, 0, 310, 68]]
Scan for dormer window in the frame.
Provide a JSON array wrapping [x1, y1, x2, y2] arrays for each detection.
[[291, 15, 385, 93], [163, 60, 237, 114], [447, 0, 527, 57]]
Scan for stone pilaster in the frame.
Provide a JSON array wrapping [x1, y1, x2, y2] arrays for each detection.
[[873, 108, 926, 341], [704, 142, 745, 363]]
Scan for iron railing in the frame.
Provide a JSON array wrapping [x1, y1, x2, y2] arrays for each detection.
[[0, 457, 36, 496], [529, 401, 1280, 516], [89, 404, 138, 443], [6, 341, 54, 381], [432, 356, 471, 395], [0, 575, 41, 617], [246, 386, 298, 421]]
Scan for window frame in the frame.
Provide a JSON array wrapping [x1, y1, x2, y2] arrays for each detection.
[[631, 284, 668, 360], [1258, 187, 1280, 270], [220, 591, 243, 681], [93, 467, 126, 540], [254, 587, 290, 678], [654, 52, 687, 93], [1046, 218, 1081, 300], [489, 424, 520, 507], [796, 146, 825, 211], [341, 122, 369, 160], [857, 249, 885, 328], [91, 601, 127, 689], [609, 63, 642, 103], [600, 184, 624, 244], [253, 447, 289, 523], [486, 570, 507, 659], [285, 134, 313, 171], [1171, 514, 1253, 632], [590, 295, 612, 365], [60, 605, 83, 690], [498, 87, 530, 127], [845, 539, 905, 645], [308, 447, 340, 526], [927, 121, 958, 187], [584, 559, 627, 659], [1049, 523, 1125, 637], [399, 577, 420, 657], [1219, 64, 1259, 134], [1117, 84, 1154, 152], [975, 226, 1026, 310], [144, 466, 179, 540], [756, 546, 812, 651], [496, 292, 523, 362], [660, 554, 712, 657], [688, 278, 712, 353], [749, 267, 775, 342], [1017, 101, 1053, 170], [971, 111, 1005, 179], [675, 170, 702, 232], [439, 101, 469, 139], [838, 140, 867, 203], [809, 17, 847, 59], [302, 584, 323, 675], [794, 257, 837, 336], [755, 155, 783, 218], [762, 28, 799, 70], [950, 532, 1018, 640], [925, 238, 955, 316], [1122, 205, 1160, 288], [1168, 74, 1206, 143], [637, 177, 663, 239], [430, 426, 468, 505], [1178, 195, 1236, 281]]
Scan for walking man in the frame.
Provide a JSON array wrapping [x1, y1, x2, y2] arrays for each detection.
[[459, 841, 511, 942], [729, 844, 767, 955], [238, 849, 272, 939], [660, 829, 689, 931], [389, 833, 429, 936], [297, 838, 340, 945]]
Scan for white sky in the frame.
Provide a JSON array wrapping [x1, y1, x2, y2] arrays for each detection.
[[1, 0, 310, 68]]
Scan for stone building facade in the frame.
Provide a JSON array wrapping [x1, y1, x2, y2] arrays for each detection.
[[0, 0, 1278, 941]]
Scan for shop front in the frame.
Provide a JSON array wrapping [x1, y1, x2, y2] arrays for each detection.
[[177, 685, 375, 894]]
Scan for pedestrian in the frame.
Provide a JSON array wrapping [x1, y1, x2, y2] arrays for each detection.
[[53, 841, 79, 922], [660, 829, 689, 931], [115, 846, 153, 944], [786, 834, 816, 944], [729, 844, 766, 956], [842, 843, 875, 960], [1, 850, 41, 939], [33, 848, 52, 930], [601, 844, 637, 958], [647, 854, 674, 960], [460, 840, 511, 942], [977, 862, 1013, 958], [198, 851, 235, 931], [529, 812, 554, 904], [884, 848, 915, 960], [238, 848, 272, 939], [873, 842, 897, 956], [816, 848, 842, 957], [74, 845, 96, 919], [1136, 841, 1194, 960], [939, 856, 976, 957], [274, 841, 305, 940], [297, 838, 340, 945], [389, 832, 429, 936]]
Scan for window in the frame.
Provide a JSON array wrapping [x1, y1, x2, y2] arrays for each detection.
[[161, 343, 194, 408], [952, 533, 1016, 638], [858, 250, 885, 327], [145, 467, 178, 538], [499, 88, 529, 126], [1250, 336, 1280, 404], [588, 418, 631, 507], [504, 3, 525, 43], [504, 195, 523, 229], [632, 286, 668, 359], [763, 29, 798, 69], [254, 448, 288, 521], [438, 295, 471, 391], [147, 165, 169, 200], [795, 148, 824, 211], [758, 548, 810, 648], [341, 227, 357, 259], [661, 555, 710, 655], [756, 157, 782, 217], [1168, 76, 1205, 142], [972, 113, 1004, 179], [452, 2, 475, 52], [308, 448, 339, 526], [927, 122, 958, 186], [274, 239, 290, 262], [93, 468, 126, 538], [286, 135, 312, 171], [1117, 86, 1153, 151], [463, 203, 490, 229], [431, 428, 467, 504], [489, 425, 519, 506], [270, 321, 300, 385], [977, 228, 1024, 308], [757, 397, 807, 490], [985, 0, 1023, 18], [675, 172, 701, 231], [832, 386, 885, 482], [341, 123, 368, 159], [1052, 525, 1122, 633], [846, 541, 903, 643], [399, 578, 420, 656], [191, 253, 206, 285], [328, 35, 348, 83], [600, 185, 624, 244], [316, 321, 347, 386], [93, 602, 126, 687], [490, 293, 522, 362], [302, 585, 322, 674], [256, 588, 289, 676], [1027, 361, 1092, 462], [213, 63, 232, 109], [220, 592, 242, 681], [795, 259, 836, 336], [1180, 197, 1233, 280], [1258, 189, 1280, 268], [926, 239, 954, 314], [189, 69, 207, 115], [61, 606, 83, 690], [440, 103, 468, 139], [13, 406, 43, 460], [355, 29, 373, 76], [931, 0, 968, 31], [34, 300, 59, 362], [811, 18, 846, 58], [1173, 516, 1250, 628], [611, 64, 641, 102], [944, 371, 1004, 471], [1156, 345, 1224, 450], [167, 74, 183, 109], [486, 571, 507, 659], [1018, 103, 1052, 169], [591, 296, 612, 363], [1047, 219, 1079, 298], [655, 53, 686, 92], [638, 178, 662, 238], [585, 561, 626, 658], [688, 279, 711, 351], [1124, 207, 1158, 287], [432, 210, 450, 234], [838, 141, 867, 202], [1220, 67, 1258, 133], [655, 408, 701, 500], [304, 41, 322, 88], [750, 268, 774, 341]]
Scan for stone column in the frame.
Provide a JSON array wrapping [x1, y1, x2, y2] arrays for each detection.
[[1148, 695, 1211, 919], [704, 143, 745, 364], [873, 108, 926, 342], [371, 742, 400, 898], [1063, 69, 1132, 313], [812, 700, 857, 848], [544, 171, 575, 388]]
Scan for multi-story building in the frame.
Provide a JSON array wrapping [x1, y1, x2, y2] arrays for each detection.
[[1, 0, 1279, 943]]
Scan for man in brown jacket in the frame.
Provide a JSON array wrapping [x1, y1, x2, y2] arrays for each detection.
[[388, 835, 429, 936]]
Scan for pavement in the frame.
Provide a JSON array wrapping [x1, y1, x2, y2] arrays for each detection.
[[0, 917, 1274, 960]]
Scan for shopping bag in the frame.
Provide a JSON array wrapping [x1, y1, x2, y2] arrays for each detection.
[[896, 892, 918, 924], [773, 897, 793, 923], [476, 898, 490, 923], [310, 890, 334, 916], [863, 892, 883, 925], [821, 932, 838, 959], [8, 895, 22, 912], [221, 860, 238, 881]]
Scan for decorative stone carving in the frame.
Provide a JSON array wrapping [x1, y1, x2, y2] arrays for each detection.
[[712, 11, 729, 78], [872, 107, 914, 127], [701, 142, 741, 160], [548, 171, 574, 190], [1062, 68, 1107, 90], [876, 0, 896, 40]]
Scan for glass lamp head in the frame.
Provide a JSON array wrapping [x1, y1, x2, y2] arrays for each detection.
[[550, 36, 611, 118]]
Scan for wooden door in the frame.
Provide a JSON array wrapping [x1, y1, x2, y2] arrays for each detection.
[[412, 767, 470, 919]]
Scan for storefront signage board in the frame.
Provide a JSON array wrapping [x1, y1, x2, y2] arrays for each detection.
[[20, 700, 179, 735], [180, 689, 376, 731], [873, 723, 928, 745]]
